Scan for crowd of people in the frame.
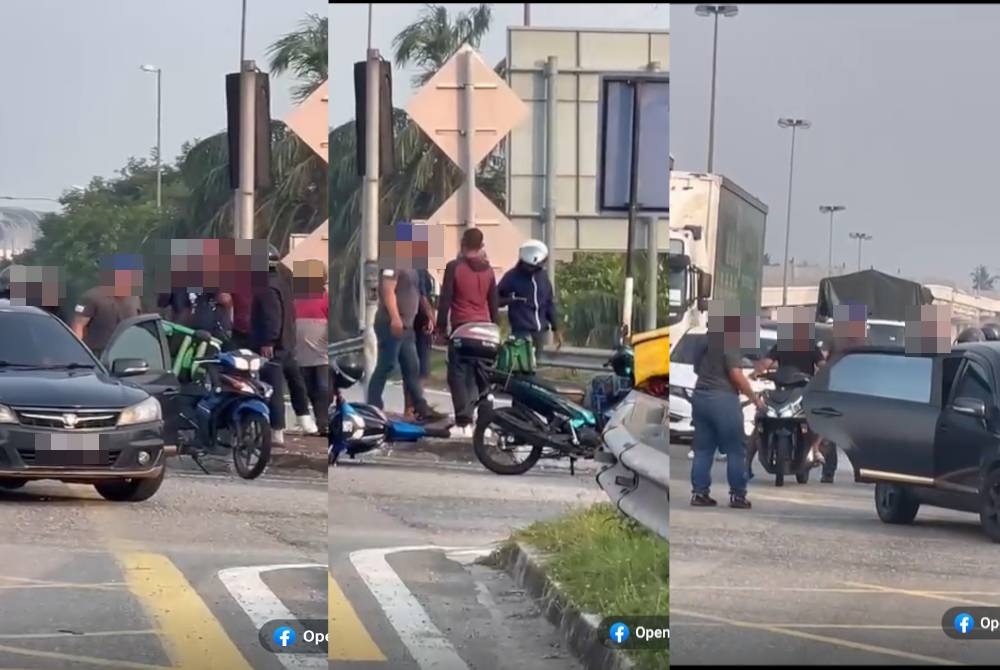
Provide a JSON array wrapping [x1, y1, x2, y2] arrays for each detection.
[[365, 225, 562, 438], [0, 240, 329, 446]]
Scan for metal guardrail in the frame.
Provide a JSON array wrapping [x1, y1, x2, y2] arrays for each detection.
[[595, 390, 669, 541], [329, 336, 612, 371]]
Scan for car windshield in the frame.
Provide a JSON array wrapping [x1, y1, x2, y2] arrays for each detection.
[[0, 312, 96, 369]]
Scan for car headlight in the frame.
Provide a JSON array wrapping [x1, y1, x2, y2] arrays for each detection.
[[118, 397, 162, 426], [0, 403, 16, 424]]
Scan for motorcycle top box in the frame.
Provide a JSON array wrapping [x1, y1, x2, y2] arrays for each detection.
[[450, 322, 501, 361]]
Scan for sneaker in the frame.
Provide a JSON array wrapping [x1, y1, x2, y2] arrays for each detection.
[[716, 452, 728, 462], [272, 429, 285, 445], [690, 493, 718, 507], [449, 424, 474, 439], [729, 494, 752, 509], [687, 450, 694, 460], [820, 474, 835, 484], [416, 407, 448, 423], [297, 415, 319, 435]]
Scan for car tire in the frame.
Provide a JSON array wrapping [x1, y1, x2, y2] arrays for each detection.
[[0, 478, 26, 489], [94, 470, 165, 502], [979, 468, 1000, 542], [874, 482, 919, 525]]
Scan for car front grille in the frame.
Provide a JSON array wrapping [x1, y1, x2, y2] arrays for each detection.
[[17, 447, 122, 467], [14, 408, 120, 431]]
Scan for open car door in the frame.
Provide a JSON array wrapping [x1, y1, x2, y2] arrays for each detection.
[[100, 315, 183, 438], [804, 349, 941, 486]]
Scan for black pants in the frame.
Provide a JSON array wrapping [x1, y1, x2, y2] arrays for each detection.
[[821, 441, 838, 478], [260, 351, 298, 431], [447, 347, 489, 426], [287, 364, 329, 422]]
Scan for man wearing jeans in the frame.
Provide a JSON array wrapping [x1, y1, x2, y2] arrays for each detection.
[[366, 233, 445, 423]]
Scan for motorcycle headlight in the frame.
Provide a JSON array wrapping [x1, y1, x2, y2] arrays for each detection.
[[0, 403, 17, 424], [118, 397, 162, 426], [777, 398, 803, 419], [766, 406, 779, 418], [343, 415, 365, 440]]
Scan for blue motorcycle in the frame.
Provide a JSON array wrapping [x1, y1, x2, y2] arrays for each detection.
[[172, 348, 273, 479], [328, 353, 452, 465]]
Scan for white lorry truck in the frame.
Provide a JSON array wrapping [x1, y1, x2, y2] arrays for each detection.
[[667, 171, 769, 348]]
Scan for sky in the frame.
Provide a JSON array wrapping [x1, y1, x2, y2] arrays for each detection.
[[671, 4, 1000, 289], [0, 0, 322, 213], [329, 3, 668, 125]]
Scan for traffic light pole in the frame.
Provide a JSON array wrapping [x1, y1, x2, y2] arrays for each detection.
[[237, 59, 256, 240], [362, 49, 381, 387]]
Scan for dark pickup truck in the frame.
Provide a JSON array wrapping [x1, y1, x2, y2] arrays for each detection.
[[804, 342, 1000, 542]]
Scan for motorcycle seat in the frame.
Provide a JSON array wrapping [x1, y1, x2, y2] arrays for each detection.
[[533, 377, 587, 401]]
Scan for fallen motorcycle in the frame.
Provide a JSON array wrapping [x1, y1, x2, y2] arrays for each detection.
[[328, 353, 452, 464]]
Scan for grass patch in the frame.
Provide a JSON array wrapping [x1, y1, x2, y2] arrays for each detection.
[[510, 503, 668, 669]]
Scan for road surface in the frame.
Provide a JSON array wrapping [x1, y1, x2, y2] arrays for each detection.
[[670, 441, 1000, 665], [0, 468, 326, 669], [328, 453, 604, 669]]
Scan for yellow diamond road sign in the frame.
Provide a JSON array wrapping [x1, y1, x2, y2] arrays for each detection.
[[285, 80, 328, 160], [406, 45, 528, 170]]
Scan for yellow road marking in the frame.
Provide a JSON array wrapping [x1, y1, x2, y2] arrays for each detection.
[[670, 607, 963, 666], [118, 552, 253, 670], [845, 581, 999, 607], [328, 572, 386, 661], [0, 642, 171, 669]]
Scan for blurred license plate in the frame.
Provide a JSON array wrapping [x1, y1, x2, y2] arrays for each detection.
[[41, 433, 102, 451]]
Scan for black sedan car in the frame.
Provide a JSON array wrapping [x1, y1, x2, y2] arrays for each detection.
[[804, 342, 1000, 541], [0, 303, 166, 501]]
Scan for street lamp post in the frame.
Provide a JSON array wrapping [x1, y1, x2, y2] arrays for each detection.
[[849, 232, 873, 271], [695, 4, 739, 173], [140, 65, 163, 212], [819, 204, 846, 276], [778, 117, 811, 306]]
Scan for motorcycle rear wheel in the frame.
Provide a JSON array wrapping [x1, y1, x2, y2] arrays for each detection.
[[232, 414, 271, 479], [473, 407, 544, 475]]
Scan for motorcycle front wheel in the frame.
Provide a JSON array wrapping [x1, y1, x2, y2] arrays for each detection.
[[232, 413, 271, 479], [774, 433, 791, 487], [473, 407, 544, 475]]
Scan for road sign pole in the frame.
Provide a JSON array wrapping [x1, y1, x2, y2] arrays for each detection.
[[362, 49, 381, 386], [237, 60, 256, 239], [460, 49, 476, 228], [645, 215, 658, 331], [544, 56, 559, 296], [622, 80, 643, 340]]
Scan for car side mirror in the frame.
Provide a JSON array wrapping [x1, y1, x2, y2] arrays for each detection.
[[111, 358, 149, 377], [953, 397, 987, 420], [697, 272, 713, 300]]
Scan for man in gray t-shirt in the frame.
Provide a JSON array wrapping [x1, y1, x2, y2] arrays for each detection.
[[366, 264, 445, 422]]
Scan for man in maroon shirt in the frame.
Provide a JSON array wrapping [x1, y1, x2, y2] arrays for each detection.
[[436, 228, 499, 436]]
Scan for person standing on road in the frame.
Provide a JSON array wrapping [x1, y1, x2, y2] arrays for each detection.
[[72, 254, 144, 359], [404, 268, 437, 421], [367, 225, 446, 423], [290, 259, 328, 435], [690, 311, 763, 509], [251, 245, 298, 445], [498, 239, 563, 354], [436, 228, 500, 438]]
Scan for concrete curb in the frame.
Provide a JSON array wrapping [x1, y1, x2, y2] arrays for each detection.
[[486, 541, 633, 670]]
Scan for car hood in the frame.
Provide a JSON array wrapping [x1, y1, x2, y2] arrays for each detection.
[[0, 370, 147, 409]]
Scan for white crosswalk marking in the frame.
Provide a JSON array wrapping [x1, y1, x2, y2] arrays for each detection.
[[218, 564, 327, 670]]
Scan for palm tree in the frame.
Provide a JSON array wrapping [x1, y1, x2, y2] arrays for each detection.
[[177, 13, 328, 248], [329, 4, 502, 336], [972, 264, 995, 292]]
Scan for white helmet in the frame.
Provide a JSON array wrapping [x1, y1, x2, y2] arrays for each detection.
[[518, 239, 549, 267]]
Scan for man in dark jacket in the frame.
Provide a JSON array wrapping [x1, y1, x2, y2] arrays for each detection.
[[436, 228, 499, 436], [251, 246, 297, 445], [498, 239, 563, 353]]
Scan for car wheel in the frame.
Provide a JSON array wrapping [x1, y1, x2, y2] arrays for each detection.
[[979, 468, 1000, 542], [874, 482, 919, 524], [0, 478, 26, 489], [94, 470, 165, 502]]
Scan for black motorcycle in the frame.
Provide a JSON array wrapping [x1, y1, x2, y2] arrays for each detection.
[[749, 367, 818, 486]]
